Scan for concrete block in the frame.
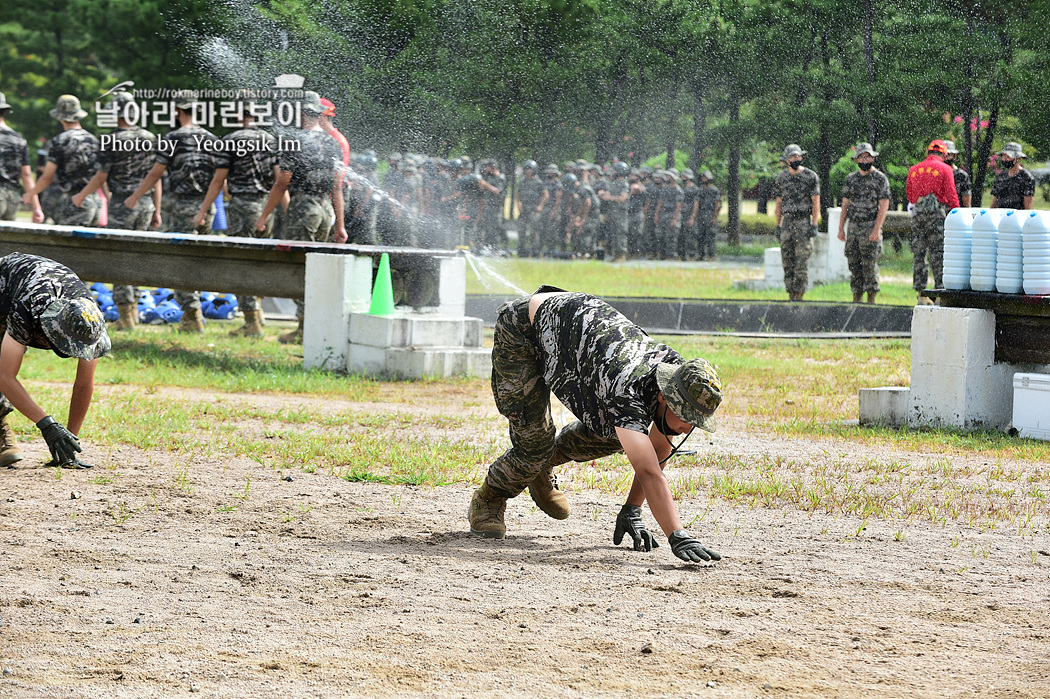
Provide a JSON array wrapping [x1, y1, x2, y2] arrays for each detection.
[[910, 306, 995, 369], [859, 387, 910, 427], [436, 256, 466, 317], [763, 248, 784, 286], [463, 317, 483, 348], [382, 347, 492, 379], [407, 317, 468, 347], [349, 313, 409, 348], [347, 343, 389, 377], [304, 253, 366, 371]]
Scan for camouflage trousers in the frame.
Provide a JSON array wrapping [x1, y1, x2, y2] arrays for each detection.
[[51, 190, 100, 227], [227, 195, 272, 312], [108, 194, 156, 307], [541, 212, 563, 253], [655, 219, 678, 260], [844, 219, 883, 295], [678, 220, 698, 260], [571, 221, 599, 256], [910, 209, 945, 291], [0, 186, 20, 221], [284, 193, 334, 319], [780, 216, 814, 296], [627, 210, 645, 256], [485, 293, 624, 499], [39, 185, 62, 223], [697, 219, 718, 260], [166, 194, 215, 312], [517, 209, 542, 256], [607, 213, 629, 259]]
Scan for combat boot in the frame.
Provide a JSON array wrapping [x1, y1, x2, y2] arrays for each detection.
[[230, 310, 264, 338], [178, 308, 206, 333], [468, 482, 507, 538], [852, 292, 863, 304], [114, 303, 138, 331], [528, 466, 570, 520], [0, 416, 24, 468], [278, 318, 304, 345], [866, 291, 877, 305]]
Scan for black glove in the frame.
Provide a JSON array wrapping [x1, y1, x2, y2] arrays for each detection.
[[774, 224, 782, 238], [613, 504, 659, 552], [808, 223, 819, 238], [668, 530, 721, 563], [43, 457, 94, 470], [36, 416, 81, 466]]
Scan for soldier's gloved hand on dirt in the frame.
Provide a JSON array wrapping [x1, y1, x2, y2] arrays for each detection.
[[36, 415, 81, 466], [43, 456, 94, 470], [613, 504, 659, 552], [668, 530, 721, 563]]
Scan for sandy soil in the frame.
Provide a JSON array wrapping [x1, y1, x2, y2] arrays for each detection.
[[2, 388, 1050, 699]]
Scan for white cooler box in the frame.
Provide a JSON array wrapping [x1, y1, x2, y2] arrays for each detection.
[[1013, 373, 1050, 441]]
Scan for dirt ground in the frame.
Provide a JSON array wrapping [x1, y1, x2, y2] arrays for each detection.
[[2, 386, 1049, 699]]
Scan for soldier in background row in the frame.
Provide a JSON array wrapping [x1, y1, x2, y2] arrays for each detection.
[[643, 168, 660, 259], [125, 92, 218, 332], [254, 91, 346, 344], [943, 141, 972, 208], [539, 164, 562, 256], [991, 142, 1035, 211], [0, 92, 43, 223], [696, 170, 721, 261], [24, 95, 100, 227], [478, 160, 506, 250], [627, 168, 646, 258], [195, 96, 281, 338], [569, 172, 600, 257], [837, 143, 890, 305], [346, 152, 378, 245], [653, 170, 683, 260], [905, 139, 959, 304], [773, 144, 821, 301], [73, 91, 160, 331], [678, 169, 699, 260], [515, 161, 543, 257], [601, 161, 630, 263]]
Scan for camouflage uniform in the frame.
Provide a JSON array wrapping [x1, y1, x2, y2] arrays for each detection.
[[643, 179, 659, 258], [480, 169, 506, 249], [991, 168, 1036, 210], [678, 179, 700, 260], [46, 128, 101, 226], [216, 127, 278, 313], [99, 125, 160, 306], [0, 124, 30, 221], [540, 173, 562, 254], [841, 169, 890, 296], [773, 167, 820, 296], [516, 170, 545, 257], [696, 182, 721, 260], [0, 253, 110, 419], [953, 167, 972, 205], [571, 183, 601, 256], [910, 195, 948, 291], [654, 179, 683, 260], [627, 178, 647, 257], [485, 288, 683, 498], [605, 177, 630, 260]]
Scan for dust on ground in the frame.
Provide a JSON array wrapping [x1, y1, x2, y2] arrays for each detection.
[[2, 387, 1049, 699]]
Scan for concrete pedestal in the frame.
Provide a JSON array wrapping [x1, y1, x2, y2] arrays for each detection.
[[744, 207, 850, 291], [860, 305, 1050, 430], [302, 252, 490, 379]]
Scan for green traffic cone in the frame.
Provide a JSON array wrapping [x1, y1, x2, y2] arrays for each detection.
[[369, 253, 396, 315]]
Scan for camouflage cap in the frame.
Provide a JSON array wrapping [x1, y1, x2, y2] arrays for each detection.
[[853, 142, 878, 158], [783, 144, 806, 160], [701, 169, 714, 181], [172, 90, 197, 110], [109, 91, 135, 108], [0, 92, 12, 110], [942, 140, 959, 155], [40, 297, 111, 361], [50, 95, 88, 122], [544, 163, 560, 175], [301, 91, 324, 115], [1000, 141, 1026, 159], [681, 168, 695, 180], [655, 358, 722, 433]]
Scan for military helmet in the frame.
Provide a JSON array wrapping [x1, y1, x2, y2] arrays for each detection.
[[449, 157, 463, 170], [543, 163, 560, 176], [639, 165, 653, 175], [561, 173, 578, 187], [681, 168, 695, 180], [563, 160, 576, 172], [613, 161, 629, 176], [522, 160, 538, 172], [783, 144, 806, 160], [576, 158, 588, 168]]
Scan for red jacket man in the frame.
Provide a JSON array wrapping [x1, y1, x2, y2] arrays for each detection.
[[906, 140, 960, 210]]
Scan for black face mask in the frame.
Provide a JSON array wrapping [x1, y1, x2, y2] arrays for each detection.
[[1001, 158, 1014, 168], [655, 403, 683, 436], [857, 162, 874, 171], [789, 160, 803, 170]]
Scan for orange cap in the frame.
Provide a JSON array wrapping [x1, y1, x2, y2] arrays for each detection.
[[320, 97, 336, 117], [928, 139, 947, 155]]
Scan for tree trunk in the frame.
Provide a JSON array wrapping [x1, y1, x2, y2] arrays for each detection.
[[665, 78, 679, 169], [818, 29, 832, 223], [974, 103, 998, 198], [691, 77, 706, 171], [727, 99, 741, 247], [864, 0, 878, 146], [962, 16, 975, 177]]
